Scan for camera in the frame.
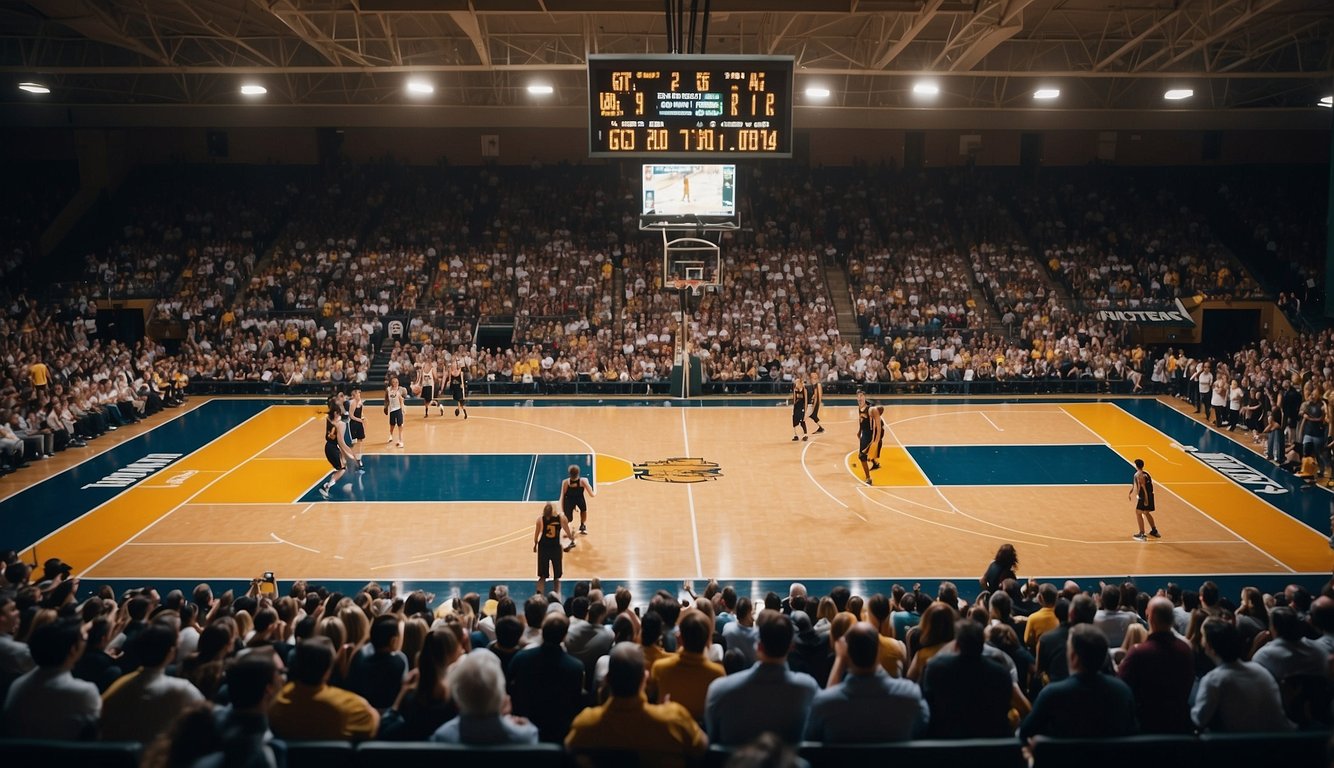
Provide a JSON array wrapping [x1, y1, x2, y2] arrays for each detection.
[[257, 571, 277, 595]]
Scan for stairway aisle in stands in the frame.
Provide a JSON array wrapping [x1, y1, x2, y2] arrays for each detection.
[[823, 262, 862, 346]]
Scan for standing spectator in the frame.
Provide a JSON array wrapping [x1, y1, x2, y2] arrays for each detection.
[[704, 610, 819, 746], [432, 650, 539, 745], [1116, 597, 1194, 734], [1193, 618, 1294, 732], [806, 622, 927, 742], [981, 544, 1019, 593], [101, 623, 204, 742], [566, 644, 707, 763], [1, 618, 100, 739], [1019, 624, 1137, 739], [508, 613, 586, 743], [269, 638, 379, 741], [650, 611, 724, 723]]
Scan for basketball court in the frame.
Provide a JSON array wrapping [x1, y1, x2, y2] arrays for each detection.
[[5, 396, 1330, 599]]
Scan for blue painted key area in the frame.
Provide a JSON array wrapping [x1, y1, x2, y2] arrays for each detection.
[[299, 453, 593, 503], [907, 443, 1132, 486]]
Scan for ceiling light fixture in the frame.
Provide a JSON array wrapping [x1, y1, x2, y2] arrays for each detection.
[[406, 79, 435, 96], [1163, 88, 1194, 101], [805, 86, 831, 98], [1033, 88, 1060, 100], [1320, 96, 1333, 108], [912, 82, 940, 96], [527, 84, 554, 95], [239, 84, 267, 96], [17, 82, 50, 94]]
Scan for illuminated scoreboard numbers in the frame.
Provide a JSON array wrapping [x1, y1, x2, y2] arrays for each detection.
[[588, 54, 793, 158]]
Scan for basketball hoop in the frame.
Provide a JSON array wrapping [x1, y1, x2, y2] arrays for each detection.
[[672, 278, 706, 296]]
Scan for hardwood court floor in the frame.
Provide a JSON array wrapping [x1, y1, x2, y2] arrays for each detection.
[[17, 398, 1326, 584]]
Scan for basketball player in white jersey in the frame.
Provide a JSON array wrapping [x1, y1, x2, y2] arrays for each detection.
[[385, 375, 407, 448]]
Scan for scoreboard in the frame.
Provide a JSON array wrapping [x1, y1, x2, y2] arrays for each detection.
[[587, 55, 794, 158]]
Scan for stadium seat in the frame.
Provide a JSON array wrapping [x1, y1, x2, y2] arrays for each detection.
[[1030, 735, 1198, 768], [0, 739, 142, 768], [354, 741, 567, 768], [798, 738, 1025, 768], [1199, 731, 1330, 768], [276, 740, 356, 768]]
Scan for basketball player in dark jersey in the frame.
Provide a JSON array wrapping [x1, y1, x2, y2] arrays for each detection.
[[560, 464, 596, 535], [869, 401, 886, 470], [1130, 458, 1161, 541], [445, 363, 468, 419], [808, 373, 825, 434], [348, 388, 367, 473], [791, 378, 809, 441], [319, 406, 352, 498], [856, 389, 874, 485], [533, 501, 576, 596]]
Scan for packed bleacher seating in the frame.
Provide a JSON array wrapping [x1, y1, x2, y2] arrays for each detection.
[[11, 162, 1312, 398], [1, 549, 1329, 766]]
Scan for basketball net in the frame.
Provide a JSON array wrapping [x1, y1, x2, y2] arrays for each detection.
[[671, 278, 705, 296]]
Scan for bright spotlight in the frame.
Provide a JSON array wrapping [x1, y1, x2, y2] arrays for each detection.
[[1033, 88, 1060, 100], [406, 79, 435, 96], [527, 84, 554, 95], [912, 82, 940, 96], [1163, 88, 1194, 101], [805, 87, 831, 98], [17, 82, 50, 94], [240, 84, 267, 96]]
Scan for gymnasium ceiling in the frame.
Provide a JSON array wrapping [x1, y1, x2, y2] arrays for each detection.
[[1, 0, 1332, 127]]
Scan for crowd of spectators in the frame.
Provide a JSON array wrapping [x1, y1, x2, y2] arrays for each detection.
[[1, 549, 1327, 766]]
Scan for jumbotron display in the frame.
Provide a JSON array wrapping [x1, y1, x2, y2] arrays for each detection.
[[588, 54, 793, 158]]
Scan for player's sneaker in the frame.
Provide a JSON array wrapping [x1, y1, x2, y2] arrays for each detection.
[[438, 404, 445, 416], [815, 427, 825, 434], [396, 441, 404, 448], [871, 462, 881, 470], [802, 435, 808, 441], [357, 466, 366, 474], [865, 478, 873, 486], [1132, 532, 1147, 541], [318, 485, 330, 499], [792, 435, 799, 441], [455, 408, 460, 417], [579, 524, 587, 535], [1148, 529, 1161, 539], [563, 541, 577, 552]]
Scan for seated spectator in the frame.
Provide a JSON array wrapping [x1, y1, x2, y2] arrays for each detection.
[[705, 610, 819, 746], [865, 594, 906, 677], [379, 627, 461, 740], [1251, 606, 1330, 681], [650, 611, 723, 723], [1093, 583, 1140, 647], [1193, 618, 1295, 732], [344, 613, 408, 710], [1023, 583, 1060, 650], [1, 617, 100, 739], [101, 623, 204, 742], [922, 619, 1014, 739], [566, 644, 707, 766], [207, 650, 283, 768], [432, 649, 539, 745], [564, 595, 613, 691], [721, 597, 760, 666], [488, 614, 525, 685], [1019, 624, 1137, 739], [1116, 596, 1193, 734], [806, 621, 927, 742], [1306, 596, 1334, 655], [508, 612, 586, 742], [0, 595, 34, 703], [787, 610, 832, 685], [269, 637, 379, 741]]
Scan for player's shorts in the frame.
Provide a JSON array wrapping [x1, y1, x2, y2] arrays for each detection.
[[451, 387, 465, 404], [1136, 498, 1155, 512], [389, 409, 404, 428], [538, 545, 563, 580], [562, 496, 587, 516], [324, 443, 344, 471], [421, 385, 434, 403], [349, 421, 366, 441], [858, 432, 873, 461]]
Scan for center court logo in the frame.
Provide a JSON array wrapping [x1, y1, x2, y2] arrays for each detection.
[[1181, 446, 1287, 496], [633, 457, 723, 483]]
